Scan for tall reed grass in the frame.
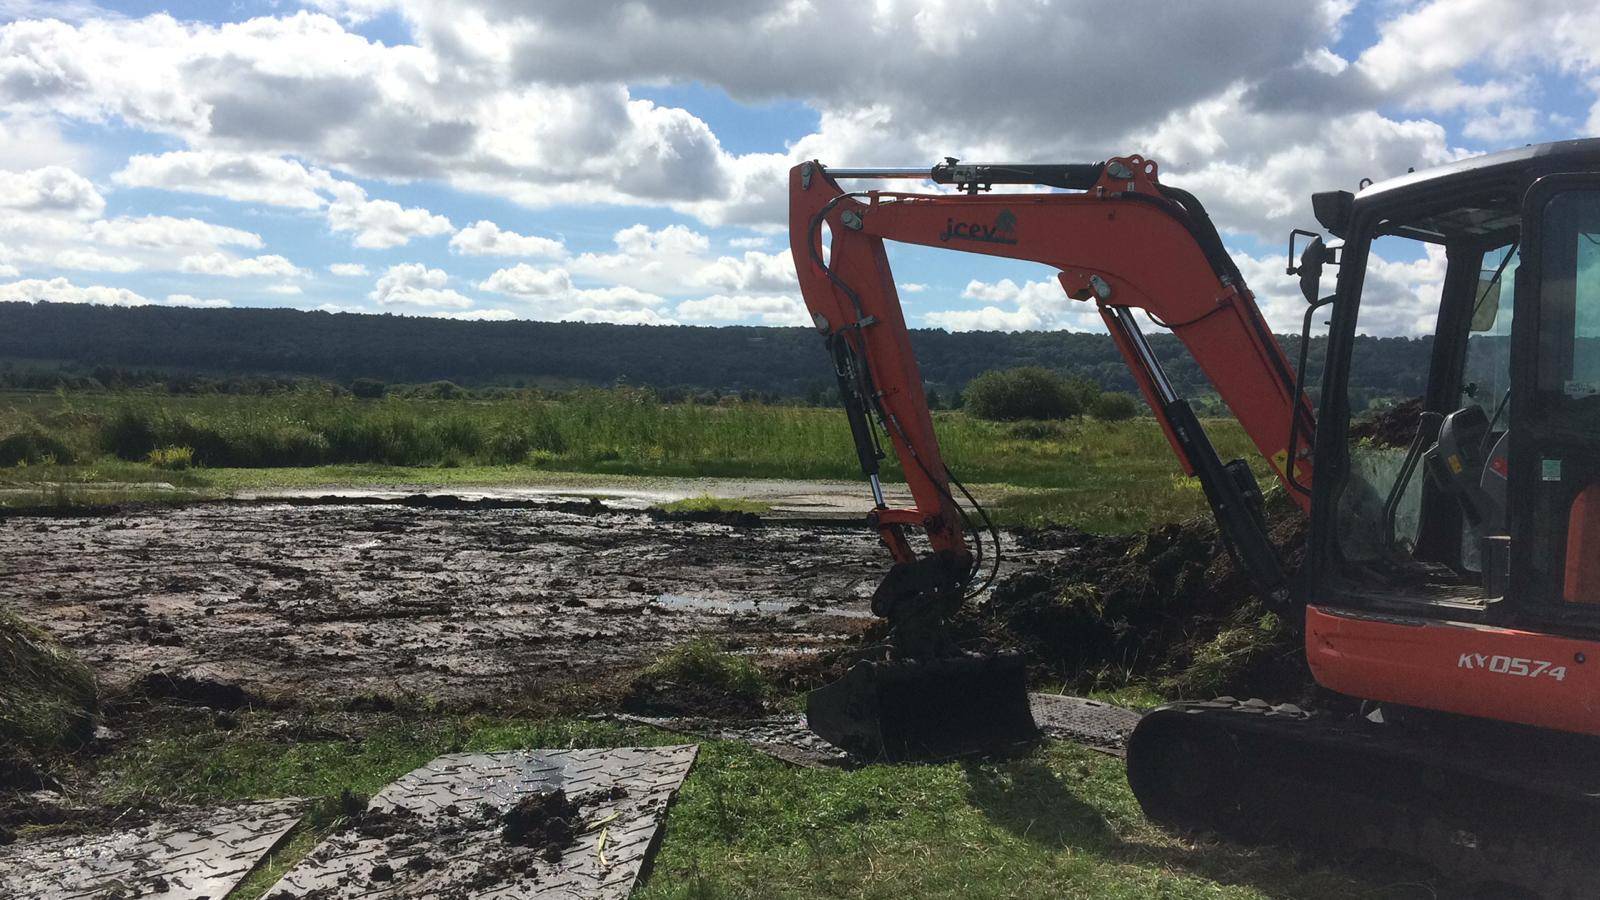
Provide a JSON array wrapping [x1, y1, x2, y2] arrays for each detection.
[[0, 387, 1256, 488]]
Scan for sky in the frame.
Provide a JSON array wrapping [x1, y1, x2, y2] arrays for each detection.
[[0, 0, 1595, 335]]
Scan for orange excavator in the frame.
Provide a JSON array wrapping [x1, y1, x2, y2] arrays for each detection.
[[790, 140, 1600, 892]]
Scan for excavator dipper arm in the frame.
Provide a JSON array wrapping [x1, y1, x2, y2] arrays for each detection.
[[790, 155, 1315, 615]]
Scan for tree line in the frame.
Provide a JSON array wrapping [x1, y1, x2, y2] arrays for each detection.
[[0, 301, 1433, 407]]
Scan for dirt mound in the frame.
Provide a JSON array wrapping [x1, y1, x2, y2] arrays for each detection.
[[967, 503, 1315, 703], [501, 789, 580, 861], [1350, 397, 1424, 447]]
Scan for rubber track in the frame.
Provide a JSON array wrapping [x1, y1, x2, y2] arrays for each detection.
[[1129, 698, 1600, 898]]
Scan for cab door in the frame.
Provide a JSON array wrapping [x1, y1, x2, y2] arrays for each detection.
[[1511, 176, 1600, 616]]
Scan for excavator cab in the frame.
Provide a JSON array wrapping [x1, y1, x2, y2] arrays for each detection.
[[1300, 142, 1600, 727]]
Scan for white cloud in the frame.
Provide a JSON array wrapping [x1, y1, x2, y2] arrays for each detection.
[[179, 252, 304, 278], [0, 116, 91, 172], [436, 307, 518, 321], [562, 307, 678, 326], [0, 166, 105, 218], [264, 283, 303, 295], [113, 151, 339, 209], [924, 277, 1104, 333], [676, 293, 807, 326], [692, 250, 794, 293], [898, 282, 927, 293], [53, 248, 140, 272], [328, 262, 369, 276], [370, 262, 473, 308], [165, 293, 232, 308], [0, 205, 267, 277], [1463, 105, 1540, 142], [87, 216, 262, 251], [728, 235, 771, 249], [328, 189, 454, 249], [479, 263, 572, 297], [477, 260, 677, 323], [449, 220, 565, 258], [0, 276, 149, 305]]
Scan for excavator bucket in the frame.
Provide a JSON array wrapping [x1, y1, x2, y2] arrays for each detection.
[[806, 653, 1038, 761]]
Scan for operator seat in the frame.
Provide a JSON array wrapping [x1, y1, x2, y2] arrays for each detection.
[[1423, 405, 1501, 528]]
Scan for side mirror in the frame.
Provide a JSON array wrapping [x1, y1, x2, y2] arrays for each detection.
[[1287, 229, 1337, 304]]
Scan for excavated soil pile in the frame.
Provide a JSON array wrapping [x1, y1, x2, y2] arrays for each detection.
[[500, 789, 580, 861], [1350, 397, 1424, 447], [968, 502, 1315, 703]]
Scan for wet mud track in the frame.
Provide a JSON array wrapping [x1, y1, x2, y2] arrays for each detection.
[[2, 500, 1058, 708]]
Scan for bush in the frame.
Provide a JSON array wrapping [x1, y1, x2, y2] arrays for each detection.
[[101, 409, 157, 460], [0, 429, 73, 466], [147, 445, 195, 469], [403, 380, 467, 400], [963, 367, 1084, 421], [350, 377, 387, 399], [1090, 392, 1141, 421]]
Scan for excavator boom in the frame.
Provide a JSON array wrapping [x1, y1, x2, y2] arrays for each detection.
[[790, 155, 1315, 757]]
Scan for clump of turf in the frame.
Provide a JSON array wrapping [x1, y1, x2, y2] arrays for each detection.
[[623, 639, 767, 718], [0, 611, 97, 762]]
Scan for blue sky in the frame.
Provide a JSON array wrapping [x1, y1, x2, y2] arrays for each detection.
[[0, 0, 1594, 334]]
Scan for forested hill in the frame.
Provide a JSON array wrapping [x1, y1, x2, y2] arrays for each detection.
[[0, 301, 1431, 404]]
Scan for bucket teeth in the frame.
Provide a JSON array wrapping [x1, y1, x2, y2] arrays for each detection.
[[806, 653, 1038, 761]]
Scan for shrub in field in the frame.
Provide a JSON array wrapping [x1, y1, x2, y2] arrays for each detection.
[[1090, 392, 1141, 421], [101, 408, 158, 460], [963, 367, 1084, 421], [402, 380, 467, 400], [350, 377, 387, 399], [0, 429, 73, 465], [146, 445, 195, 469]]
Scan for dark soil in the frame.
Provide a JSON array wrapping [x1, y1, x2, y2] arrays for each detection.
[[0, 500, 907, 710], [647, 507, 763, 528], [966, 500, 1318, 704], [620, 675, 766, 719], [501, 789, 580, 861], [1350, 397, 1424, 447], [137, 670, 258, 710]]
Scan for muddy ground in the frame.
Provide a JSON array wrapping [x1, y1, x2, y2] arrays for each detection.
[[1, 498, 1064, 710]]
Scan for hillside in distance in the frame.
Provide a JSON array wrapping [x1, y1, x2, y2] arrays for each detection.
[[0, 301, 1432, 404]]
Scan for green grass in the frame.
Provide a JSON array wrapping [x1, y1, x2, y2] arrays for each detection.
[[71, 708, 1418, 899], [639, 639, 768, 702], [657, 495, 774, 516], [0, 611, 98, 758], [1, 388, 1264, 532]]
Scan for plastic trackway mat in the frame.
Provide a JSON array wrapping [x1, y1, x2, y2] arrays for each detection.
[[1028, 693, 1144, 757], [608, 714, 852, 768], [265, 745, 698, 899], [0, 799, 305, 900], [613, 694, 1144, 768]]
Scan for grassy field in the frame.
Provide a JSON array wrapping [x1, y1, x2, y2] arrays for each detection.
[[0, 389, 1263, 531]]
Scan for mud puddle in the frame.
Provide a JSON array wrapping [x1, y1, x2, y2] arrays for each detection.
[[1, 498, 1059, 709]]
